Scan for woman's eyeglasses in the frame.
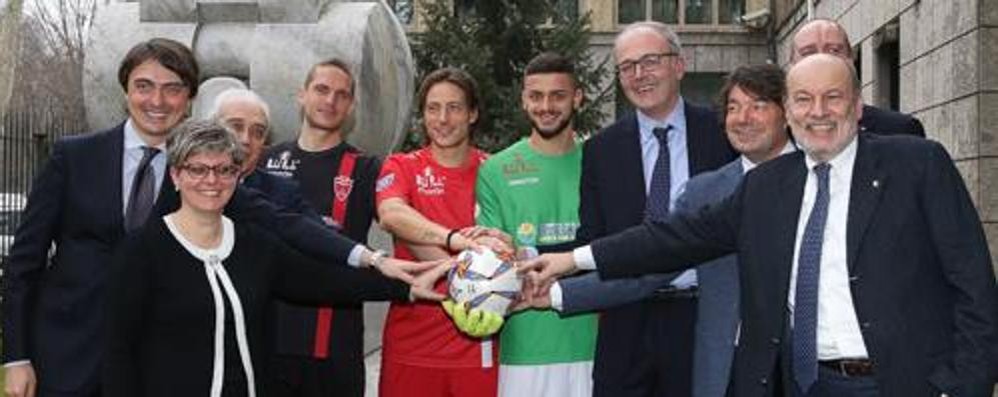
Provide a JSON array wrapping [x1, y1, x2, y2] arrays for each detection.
[[179, 163, 241, 180]]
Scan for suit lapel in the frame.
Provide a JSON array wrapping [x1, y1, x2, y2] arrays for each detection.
[[773, 154, 808, 299], [106, 124, 126, 237], [846, 135, 884, 273], [722, 160, 743, 188], [618, 114, 648, 216]]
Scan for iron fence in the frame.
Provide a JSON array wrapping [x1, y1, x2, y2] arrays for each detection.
[[1, 106, 86, 256]]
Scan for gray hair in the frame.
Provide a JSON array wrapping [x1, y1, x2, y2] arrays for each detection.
[[615, 21, 683, 55], [167, 119, 247, 168], [207, 88, 272, 138]]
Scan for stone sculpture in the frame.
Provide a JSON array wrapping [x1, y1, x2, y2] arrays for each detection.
[[84, 0, 415, 155]]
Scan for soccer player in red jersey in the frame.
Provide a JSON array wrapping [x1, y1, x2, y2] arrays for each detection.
[[375, 68, 505, 397]]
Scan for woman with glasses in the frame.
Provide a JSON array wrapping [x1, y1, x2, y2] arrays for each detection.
[[103, 120, 449, 397]]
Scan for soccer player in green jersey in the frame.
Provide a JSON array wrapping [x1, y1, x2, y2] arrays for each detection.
[[475, 52, 598, 397]]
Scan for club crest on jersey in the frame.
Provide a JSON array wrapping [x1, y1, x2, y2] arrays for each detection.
[[334, 175, 354, 202], [416, 167, 446, 195]]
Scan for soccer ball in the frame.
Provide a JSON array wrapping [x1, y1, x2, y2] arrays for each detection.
[[447, 248, 522, 316]]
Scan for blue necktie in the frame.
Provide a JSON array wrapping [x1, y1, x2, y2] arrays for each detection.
[[646, 126, 672, 221], [125, 146, 160, 232], [793, 162, 831, 394]]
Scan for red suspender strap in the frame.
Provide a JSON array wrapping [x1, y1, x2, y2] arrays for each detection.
[[312, 150, 359, 359]]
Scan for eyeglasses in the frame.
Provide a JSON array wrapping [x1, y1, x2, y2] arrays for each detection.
[[179, 163, 241, 180], [617, 52, 678, 78]]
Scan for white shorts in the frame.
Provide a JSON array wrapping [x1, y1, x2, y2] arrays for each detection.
[[498, 361, 593, 397]]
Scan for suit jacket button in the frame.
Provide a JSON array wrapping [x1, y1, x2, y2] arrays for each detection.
[[759, 377, 768, 385], [861, 321, 871, 329], [770, 337, 780, 345]]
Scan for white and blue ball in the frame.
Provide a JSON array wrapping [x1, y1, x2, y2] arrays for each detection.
[[447, 248, 522, 316]]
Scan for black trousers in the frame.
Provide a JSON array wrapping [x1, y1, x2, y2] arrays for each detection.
[[269, 354, 365, 397], [594, 295, 698, 397], [790, 366, 879, 397]]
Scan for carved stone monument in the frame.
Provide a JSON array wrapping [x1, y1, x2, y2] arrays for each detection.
[[84, 0, 414, 155]]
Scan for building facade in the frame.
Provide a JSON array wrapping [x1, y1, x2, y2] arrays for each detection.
[[394, 0, 997, 277]]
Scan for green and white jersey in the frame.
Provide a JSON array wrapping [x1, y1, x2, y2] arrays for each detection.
[[476, 138, 597, 365]]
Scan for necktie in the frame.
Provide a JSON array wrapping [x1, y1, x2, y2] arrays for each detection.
[[125, 146, 160, 232], [793, 162, 831, 394], [646, 126, 672, 221]]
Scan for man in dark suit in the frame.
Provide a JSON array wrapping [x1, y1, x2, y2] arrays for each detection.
[[530, 63, 792, 397], [523, 54, 998, 396], [545, 21, 735, 397], [673, 64, 794, 397], [790, 18, 925, 138], [1, 39, 425, 397]]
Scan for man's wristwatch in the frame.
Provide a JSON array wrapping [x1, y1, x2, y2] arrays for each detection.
[[368, 249, 388, 269]]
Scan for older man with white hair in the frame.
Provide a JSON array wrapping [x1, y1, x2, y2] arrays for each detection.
[[207, 88, 321, 220]]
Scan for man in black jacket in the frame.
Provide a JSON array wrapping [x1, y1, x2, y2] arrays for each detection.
[[790, 18, 925, 138]]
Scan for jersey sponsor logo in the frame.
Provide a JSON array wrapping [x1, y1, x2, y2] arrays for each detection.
[[416, 166, 446, 195], [516, 222, 537, 246], [334, 175, 354, 202], [501, 154, 538, 177], [376, 173, 395, 193], [264, 150, 300, 173], [507, 177, 540, 186], [537, 222, 579, 245]]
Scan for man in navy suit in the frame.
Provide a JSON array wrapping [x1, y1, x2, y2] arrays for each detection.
[[532, 63, 792, 397], [674, 63, 794, 397], [1, 39, 425, 397], [2, 38, 201, 397], [790, 18, 924, 138], [524, 54, 998, 396], [542, 21, 735, 397]]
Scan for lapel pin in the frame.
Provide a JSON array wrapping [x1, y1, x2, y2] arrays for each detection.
[[872, 180, 880, 188]]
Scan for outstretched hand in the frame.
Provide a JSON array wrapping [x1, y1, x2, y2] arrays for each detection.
[[516, 252, 579, 285], [3, 363, 36, 397], [507, 271, 554, 312], [375, 257, 441, 284], [408, 260, 452, 301], [458, 226, 514, 256]]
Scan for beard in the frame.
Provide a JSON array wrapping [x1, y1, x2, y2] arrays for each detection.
[[529, 109, 575, 140]]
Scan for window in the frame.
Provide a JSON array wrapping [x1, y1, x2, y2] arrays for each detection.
[[717, 0, 744, 23], [554, 0, 579, 21], [618, 0, 744, 25]]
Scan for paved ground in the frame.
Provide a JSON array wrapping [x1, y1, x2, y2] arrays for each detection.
[[363, 302, 387, 397]]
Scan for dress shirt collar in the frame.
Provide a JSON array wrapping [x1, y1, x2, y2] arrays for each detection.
[[637, 98, 686, 144], [123, 118, 168, 152], [803, 133, 858, 173]]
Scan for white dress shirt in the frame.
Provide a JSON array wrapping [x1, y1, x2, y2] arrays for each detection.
[[636, 103, 696, 289], [789, 137, 868, 360], [122, 119, 167, 214]]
